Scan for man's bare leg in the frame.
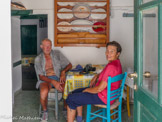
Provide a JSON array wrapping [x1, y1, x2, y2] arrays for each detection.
[[67, 106, 76, 122], [40, 83, 49, 111]]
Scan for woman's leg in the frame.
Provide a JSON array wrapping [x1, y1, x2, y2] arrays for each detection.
[[76, 106, 83, 122], [67, 105, 76, 122], [77, 106, 83, 117], [66, 91, 105, 121], [69, 88, 87, 121], [67, 106, 83, 122]]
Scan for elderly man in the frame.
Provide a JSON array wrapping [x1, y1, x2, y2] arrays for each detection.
[[34, 38, 72, 121]]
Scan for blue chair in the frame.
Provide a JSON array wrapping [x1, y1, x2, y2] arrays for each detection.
[[86, 72, 127, 122]]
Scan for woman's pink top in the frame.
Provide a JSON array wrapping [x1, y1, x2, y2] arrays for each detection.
[[95, 59, 122, 104]]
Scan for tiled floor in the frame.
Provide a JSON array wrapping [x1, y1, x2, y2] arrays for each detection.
[[13, 91, 133, 122]]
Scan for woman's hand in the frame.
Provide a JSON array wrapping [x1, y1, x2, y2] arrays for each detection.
[[82, 88, 88, 93], [89, 74, 99, 87]]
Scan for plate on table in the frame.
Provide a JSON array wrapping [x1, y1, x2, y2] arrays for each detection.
[[92, 22, 106, 33], [57, 21, 71, 32], [71, 20, 94, 32], [90, 8, 106, 19], [73, 3, 90, 19], [57, 8, 73, 19]]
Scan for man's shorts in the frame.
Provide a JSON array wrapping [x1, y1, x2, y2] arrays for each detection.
[[36, 75, 59, 89], [66, 87, 105, 110]]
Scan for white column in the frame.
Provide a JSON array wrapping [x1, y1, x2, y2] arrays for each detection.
[[0, 0, 12, 122]]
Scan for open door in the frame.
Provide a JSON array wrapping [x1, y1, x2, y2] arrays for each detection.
[[131, 0, 162, 121]]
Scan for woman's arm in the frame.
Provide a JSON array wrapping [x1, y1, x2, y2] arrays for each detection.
[[89, 74, 99, 87], [83, 81, 107, 94]]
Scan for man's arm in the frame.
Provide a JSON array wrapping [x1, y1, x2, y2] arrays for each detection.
[[83, 81, 107, 94], [61, 63, 72, 73], [60, 63, 72, 83]]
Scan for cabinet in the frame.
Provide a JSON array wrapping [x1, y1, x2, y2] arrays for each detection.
[[22, 65, 37, 90], [54, 0, 109, 47], [22, 57, 37, 90]]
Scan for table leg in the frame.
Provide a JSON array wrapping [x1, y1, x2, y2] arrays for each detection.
[[127, 86, 131, 117]]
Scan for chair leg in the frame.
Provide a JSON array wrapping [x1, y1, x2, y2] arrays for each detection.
[[55, 90, 58, 120], [86, 104, 91, 122], [118, 105, 122, 122], [39, 104, 42, 117], [107, 109, 111, 122], [102, 108, 106, 122]]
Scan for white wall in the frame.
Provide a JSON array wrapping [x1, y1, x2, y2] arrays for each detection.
[[12, 0, 134, 70], [12, 66, 22, 95], [111, 0, 133, 6], [110, 6, 134, 71], [11, 16, 22, 103], [39, 27, 48, 54], [21, 19, 47, 54], [0, 0, 12, 121]]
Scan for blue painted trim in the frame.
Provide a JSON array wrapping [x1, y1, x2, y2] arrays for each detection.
[[11, 10, 33, 16], [123, 13, 134, 17], [123, 13, 156, 17], [13, 60, 21, 68]]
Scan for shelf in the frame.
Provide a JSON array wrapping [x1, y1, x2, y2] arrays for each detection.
[[57, 25, 106, 27], [57, 18, 107, 22], [54, 0, 110, 47], [57, 6, 107, 10], [57, 0, 107, 2], [57, 12, 107, 14]]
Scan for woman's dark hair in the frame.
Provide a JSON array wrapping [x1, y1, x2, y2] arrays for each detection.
[[106, 41, 122, 53]]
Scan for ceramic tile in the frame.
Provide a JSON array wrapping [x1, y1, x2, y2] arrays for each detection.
[[13, 91, 133, 122]]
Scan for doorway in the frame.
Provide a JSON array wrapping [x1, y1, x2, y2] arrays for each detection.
[[21, 25, 37, 90], [20, 15, 48, 90]]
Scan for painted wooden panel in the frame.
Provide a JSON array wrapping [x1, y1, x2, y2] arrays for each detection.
[[140, 103, 157, 122], [134, 0, 162, 122], [21, 25, 37, 55]]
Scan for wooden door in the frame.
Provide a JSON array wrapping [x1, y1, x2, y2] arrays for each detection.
[[133, 0, 162, 121], [21, 25, 37, 55]]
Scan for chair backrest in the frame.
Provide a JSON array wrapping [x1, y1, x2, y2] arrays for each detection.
[[107, 72, 127, 109], [86, 72, 127, 122]]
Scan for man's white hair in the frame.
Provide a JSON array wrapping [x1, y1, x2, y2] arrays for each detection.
[[41, 38, 52, 44]]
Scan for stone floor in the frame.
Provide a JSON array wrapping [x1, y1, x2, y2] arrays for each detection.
[[13, 91, 134, 122]]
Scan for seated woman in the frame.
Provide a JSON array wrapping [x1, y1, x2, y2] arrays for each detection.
[[66, 41, 122, 122]]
